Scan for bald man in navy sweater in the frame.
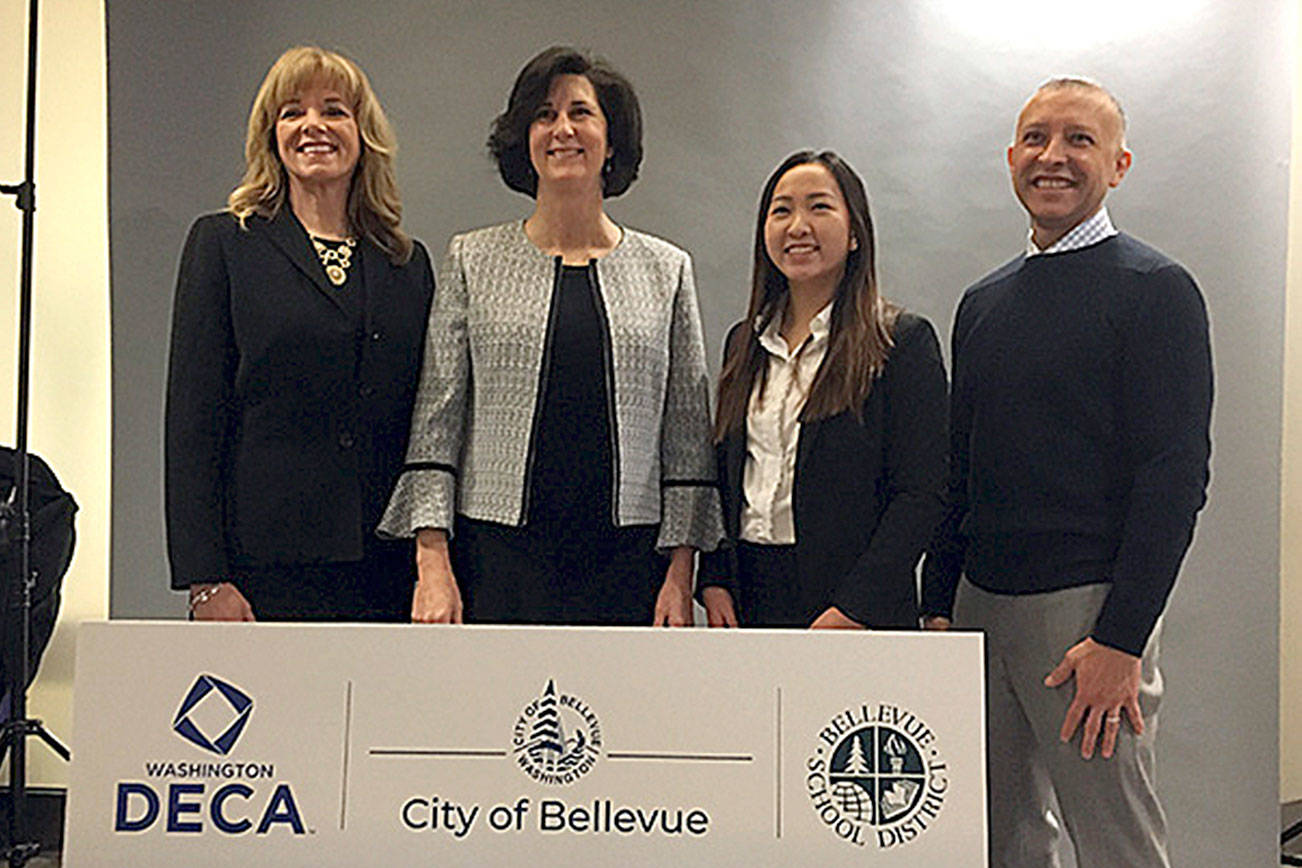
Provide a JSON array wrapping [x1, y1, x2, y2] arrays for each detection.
[[923, 78, 1212, 868]]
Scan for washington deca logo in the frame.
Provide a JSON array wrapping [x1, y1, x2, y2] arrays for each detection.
[[806, 703, 949, 849], [511, 679, 602, 786], [172, 674, 254, 756]]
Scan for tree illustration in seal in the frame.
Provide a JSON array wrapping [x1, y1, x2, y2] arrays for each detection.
[[829, 731, 876, 823], [846, 734, 870, 775], [527, 680, 567, 772]]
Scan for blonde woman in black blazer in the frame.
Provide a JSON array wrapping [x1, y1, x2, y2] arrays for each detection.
[[166, 46, 433, 621], [700, 151, 947, 629]]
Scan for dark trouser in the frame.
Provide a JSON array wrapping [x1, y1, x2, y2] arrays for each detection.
[[452, 516, 663, 626], [735, 541, 806, 628], [231, 539, 414, 622]]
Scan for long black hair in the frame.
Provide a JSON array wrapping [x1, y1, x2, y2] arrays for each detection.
[[715, 150, 898, 440]]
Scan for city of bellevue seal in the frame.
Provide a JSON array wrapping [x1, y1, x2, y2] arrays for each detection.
[[806, 703, 948, 849], [512, 679, 602, 786]]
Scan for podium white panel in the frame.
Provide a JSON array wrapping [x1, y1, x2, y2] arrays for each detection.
[[65, 622, 986, 866]]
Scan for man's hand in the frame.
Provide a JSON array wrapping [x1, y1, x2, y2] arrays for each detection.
[[809, 606, 863, 630], [700, 586, 738, 627], [1044, 637, 1144, 759], [652, 547, 694, 626], [922, 615, 951, 631]]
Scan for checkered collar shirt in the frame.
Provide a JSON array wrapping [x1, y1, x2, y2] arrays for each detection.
[[1026, 206, 1117, 257]]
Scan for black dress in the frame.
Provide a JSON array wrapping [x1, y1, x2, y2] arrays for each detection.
[[453, 265, 662, 624]]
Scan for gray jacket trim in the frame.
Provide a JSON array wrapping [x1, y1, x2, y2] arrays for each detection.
[[378, 221, 723, 552]]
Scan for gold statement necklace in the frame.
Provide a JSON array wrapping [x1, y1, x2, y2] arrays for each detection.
[[311, 235, 357, 287]]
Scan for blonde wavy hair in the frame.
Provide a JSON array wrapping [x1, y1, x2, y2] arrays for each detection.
[[227, 45, 412, 263]]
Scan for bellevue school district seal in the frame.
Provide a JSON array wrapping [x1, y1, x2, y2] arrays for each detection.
[[806, 703, 949, 849]]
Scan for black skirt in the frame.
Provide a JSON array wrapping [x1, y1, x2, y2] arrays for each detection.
[[452, 517, 662, 626], [231, 538, 414, 622], [735, 540, 808, 628]]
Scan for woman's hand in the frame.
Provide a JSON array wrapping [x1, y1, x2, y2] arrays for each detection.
[[652, 546, 694, 627], [700, 586, 739, 628], [413, 529, 463, 624], [922, 615, 952, 631], [190, 582, 255, 621], [809, 606, 863, 630]]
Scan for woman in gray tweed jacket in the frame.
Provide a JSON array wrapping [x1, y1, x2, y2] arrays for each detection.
[[378, 46, 722, 625]]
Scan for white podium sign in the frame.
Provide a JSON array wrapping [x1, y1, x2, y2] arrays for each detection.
[[66, 622, 986, 866]]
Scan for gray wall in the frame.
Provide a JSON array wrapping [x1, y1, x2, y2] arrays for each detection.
[[107, 1, 1286, 862]]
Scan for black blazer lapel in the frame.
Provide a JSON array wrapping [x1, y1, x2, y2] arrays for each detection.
[[360, 236, 393, 328], [794, 415, 827, 482], [257, 208, 345, 312], [794, 346, 835, 479]]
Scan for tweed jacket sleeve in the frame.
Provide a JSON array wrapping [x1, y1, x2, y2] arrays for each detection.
[[377, 234, 468, 537], [655, 252, 724, 552]]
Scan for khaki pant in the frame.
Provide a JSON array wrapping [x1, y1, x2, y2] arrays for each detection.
[[954, 579, 1169, 868]]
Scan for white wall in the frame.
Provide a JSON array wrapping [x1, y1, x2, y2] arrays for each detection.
[[1283, 0, 1302, 803], [0, 0, 110, 787]]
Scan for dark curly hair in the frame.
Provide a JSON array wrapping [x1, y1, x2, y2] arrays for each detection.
[[488, 46, 643, 198]]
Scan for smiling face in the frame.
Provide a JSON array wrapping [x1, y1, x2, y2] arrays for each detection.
[[274, 79, 361, 194], [1008, 85, 1131, 248], [763, 162, 857, 296], [527, 74, 609, 195]]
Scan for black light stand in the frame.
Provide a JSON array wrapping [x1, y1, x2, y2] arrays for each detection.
[[0, 1, 71, 865], [1283, 817, 1302, 865]]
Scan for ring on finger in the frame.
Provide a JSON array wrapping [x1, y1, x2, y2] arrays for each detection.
[[1105, 714, 1122, 724]]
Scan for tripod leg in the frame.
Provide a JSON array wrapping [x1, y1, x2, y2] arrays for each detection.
[[31, 724, 68, 763]]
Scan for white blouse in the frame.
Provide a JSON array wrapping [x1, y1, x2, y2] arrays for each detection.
[[740, 303, 833, 545]]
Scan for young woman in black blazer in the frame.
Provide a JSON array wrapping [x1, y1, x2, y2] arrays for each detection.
[[699, 151, 947, 629], [166, 46, 434, 621]]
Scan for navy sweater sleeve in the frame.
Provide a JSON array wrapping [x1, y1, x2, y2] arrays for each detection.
[[1092, 263, 1212, 654]]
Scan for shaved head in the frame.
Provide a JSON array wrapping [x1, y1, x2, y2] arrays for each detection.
[[1018, 77, 1127, 148]]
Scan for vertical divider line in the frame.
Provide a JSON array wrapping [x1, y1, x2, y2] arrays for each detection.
[[776, 686, 783, 839], [340, 680, 354, 831]]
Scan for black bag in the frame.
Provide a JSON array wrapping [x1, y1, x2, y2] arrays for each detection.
[[0, 448, 76, 707]]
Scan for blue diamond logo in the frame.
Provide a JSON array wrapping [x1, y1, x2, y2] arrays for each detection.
[[172, 674, 253, 755]]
